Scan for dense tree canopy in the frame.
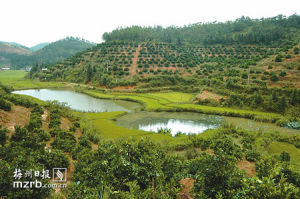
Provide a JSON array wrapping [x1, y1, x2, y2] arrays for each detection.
[[103, 15, 300, 46]]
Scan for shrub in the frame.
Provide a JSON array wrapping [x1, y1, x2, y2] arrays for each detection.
[[275, 117, 290, 127], [184, 148, 199, 160], [0, 126, 8, 146], [157, 128, 172, 136], [79, 136, 92, 149], [280, 151, 290, 161], [261, 75, 267, 80], [279, 70, 287, 77], [241, 72, 248, 79], [50, 131, 76, 152], [275, 54, 282, 62], [245, 149, 261, 162], [0, 98, 12, 111], [294, 47, 299, 55], [270, 74, 279, 82]]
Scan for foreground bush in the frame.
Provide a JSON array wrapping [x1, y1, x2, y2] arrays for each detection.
[[0, 98, 12, 111]]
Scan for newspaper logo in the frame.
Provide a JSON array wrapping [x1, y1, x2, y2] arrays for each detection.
[[53, 168, 67, 182]]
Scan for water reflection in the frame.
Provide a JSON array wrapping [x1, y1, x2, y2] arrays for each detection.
[[116, 112, 224, 136], [13, 89, 132, 112], [138, 118, 219, 136]]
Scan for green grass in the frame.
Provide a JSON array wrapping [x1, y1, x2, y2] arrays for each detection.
[[84, 90, 116, 99], [267, 142, 300, 172], [83, 89, 281, 121], [167, 104, 281, 119], [84, 112, 174, 142], [13, 93, 46, 105], [84, 90, 168, 110], [0, 70, 65, 89], [85, 111, 126, 120], [147, 92, 195, 103]]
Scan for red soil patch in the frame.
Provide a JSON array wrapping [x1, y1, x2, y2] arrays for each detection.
[[60, 117, 72, 131], [112, 86, 135, 90], [237, 159, 256, 177], [197, 90, 224, 102], [183, 73, 192, 77], [178, 178, 195, 199], [0, 106, 31, 132], [174, 148, 214, 156], [130, 45, 141, 76], [42, 109, 50, 131]]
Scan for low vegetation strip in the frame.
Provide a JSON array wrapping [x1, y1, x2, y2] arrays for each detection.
[[84, 112, 173, 141], [165, 104, 281, 120], [82, 89, 281, 122], [0, 70, 65, 90], [147, 92, 195, 103], [267, 142, 300, 172]]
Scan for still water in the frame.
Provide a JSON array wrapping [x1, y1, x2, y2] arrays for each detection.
[[116, 112, 300, 136], [116, 112, 224, 136], [13, 89, 299, 135], [12, 89, 139, 112]]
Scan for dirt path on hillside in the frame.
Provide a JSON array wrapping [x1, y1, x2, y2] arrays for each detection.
[[178, 178, 195, 199], [130, 45, 141, 76], [196, 90, 225, 102], [42, 109, 50, 130], [237, 159, 256, 177], [0, 106, 31, 133]]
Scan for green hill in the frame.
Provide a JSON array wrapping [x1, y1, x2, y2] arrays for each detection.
[[103, 14, 300, 46], [0, 37, 95, 69], [33, 41, 300, 88], [30, 42, 50, 51], [28, 15, 300, 117], [31, 15, 300, 87], [0, 42, 33, 67]]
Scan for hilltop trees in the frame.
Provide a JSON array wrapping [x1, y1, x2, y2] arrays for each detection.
[[103, 15, 300, 46], [4, 37, 95, 69]]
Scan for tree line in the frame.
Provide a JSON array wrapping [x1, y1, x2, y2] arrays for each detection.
[[103, 14, 300, 46]]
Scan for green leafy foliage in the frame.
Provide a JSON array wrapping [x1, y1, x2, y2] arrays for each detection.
[[0, 98, 12, 111], [103, 15, 300, 46], [1, 37, 95, 69]]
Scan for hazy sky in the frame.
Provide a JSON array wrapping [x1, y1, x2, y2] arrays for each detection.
[[1, 0, 299, 47]]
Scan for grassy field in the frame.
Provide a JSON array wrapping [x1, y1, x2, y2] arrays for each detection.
[[147, 92, 195, 103], [83, 89, 281, 121], [0, 70, 65, 89], [267, 142, 300, 172], [84, 111, 175, 142], [1, 73, 298, 172], [83, 111, 300, 172], [0, 71, 283, 123]]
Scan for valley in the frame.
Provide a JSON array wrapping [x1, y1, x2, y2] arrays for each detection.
[[0, 14, 300, 198]]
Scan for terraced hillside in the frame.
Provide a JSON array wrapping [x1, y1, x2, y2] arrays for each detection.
[[33, 41, 300, 88]]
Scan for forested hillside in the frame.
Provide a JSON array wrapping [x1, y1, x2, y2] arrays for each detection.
[[28, 15, 300, 120], [103, 15, 300, 46], [0, 42, 32, 67], [0, 37, 95, 69], [30, 42, 50, 51]]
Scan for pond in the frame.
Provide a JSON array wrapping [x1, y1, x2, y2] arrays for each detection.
[[12, 89, 140, 112], [12, 89, 299, 136], [116, 112, 300, 136], [116, 112, 224, 136]]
